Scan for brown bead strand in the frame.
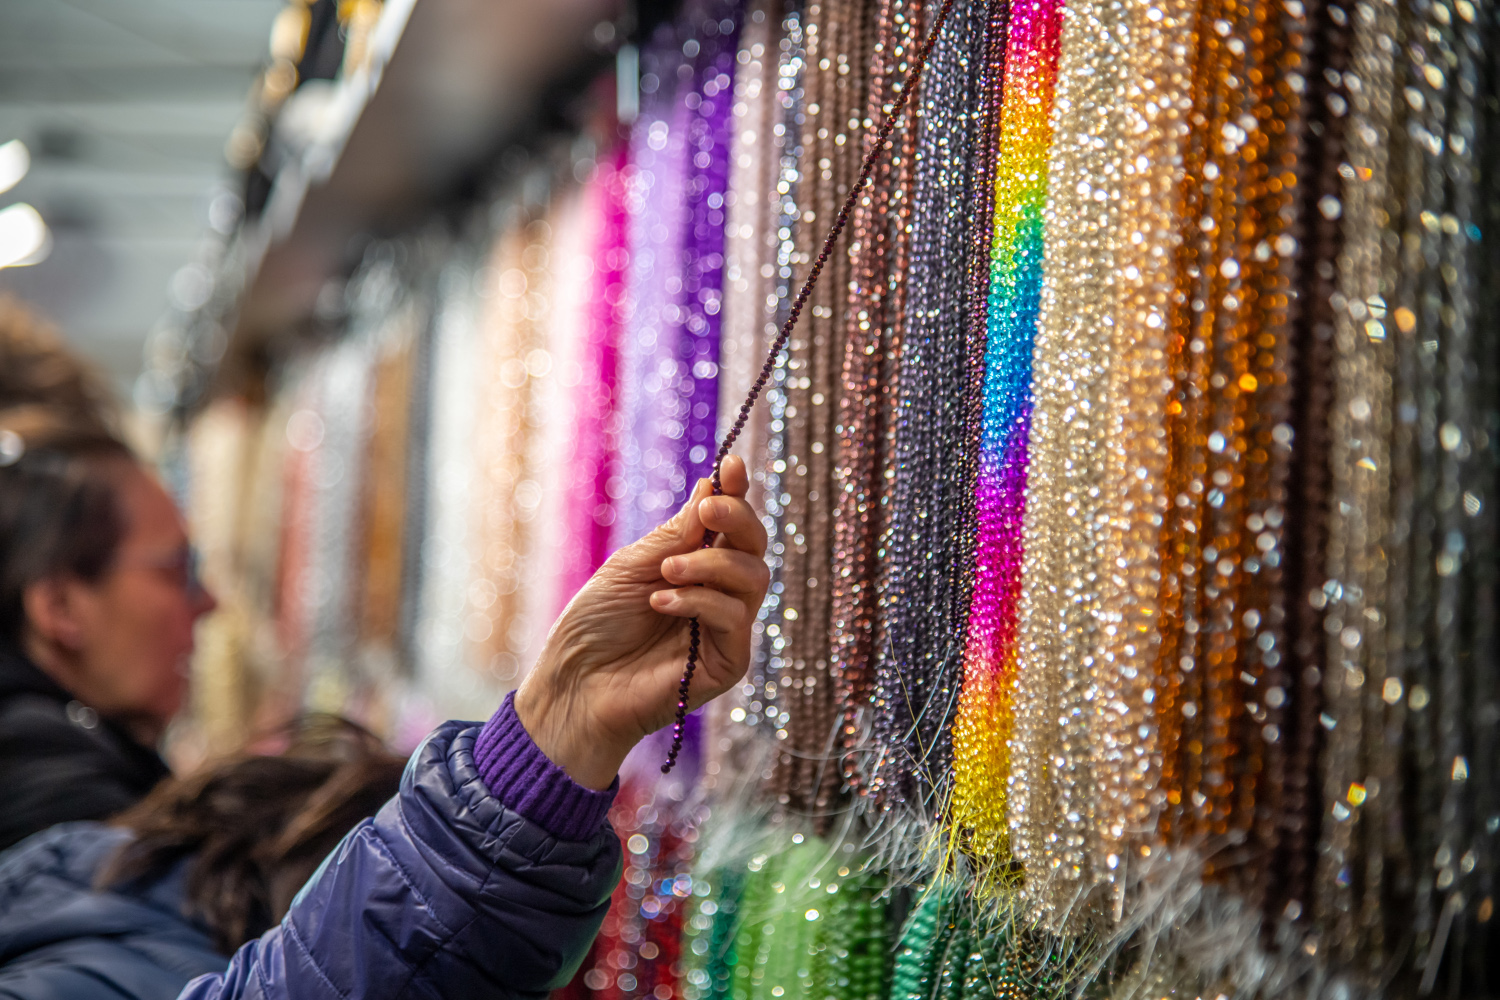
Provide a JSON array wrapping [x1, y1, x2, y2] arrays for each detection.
[[772, 0, 878, 819], [866, 0, 927, 801], [770, 0, 826, 808], [1274, 0, 1348, 927], [663, 0, 959, 773], [829, 0, 925, 797], [1230, 0, 1308, 912]]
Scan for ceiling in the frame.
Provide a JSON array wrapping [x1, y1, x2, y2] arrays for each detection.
[[0, 0, 280, 391]]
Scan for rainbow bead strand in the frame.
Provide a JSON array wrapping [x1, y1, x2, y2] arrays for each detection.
[[949, 0, 1064, 862]]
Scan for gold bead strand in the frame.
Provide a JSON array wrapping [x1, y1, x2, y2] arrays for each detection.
[[1093, 0, 1197, 904], [1013, 0, 1121, 921]]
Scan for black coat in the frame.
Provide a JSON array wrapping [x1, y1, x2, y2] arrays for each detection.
[[0, 645, 170, 852]]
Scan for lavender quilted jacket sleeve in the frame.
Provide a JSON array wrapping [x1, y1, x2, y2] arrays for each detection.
[[176, 716, 622, 1000]]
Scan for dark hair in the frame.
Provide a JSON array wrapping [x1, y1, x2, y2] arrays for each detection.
[[0, 406, 137, 646], [0, 296, 117, 433], [100, 716, 406, 954]]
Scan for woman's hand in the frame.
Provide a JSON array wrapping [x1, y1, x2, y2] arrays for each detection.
[[514, 455, 769, 789]]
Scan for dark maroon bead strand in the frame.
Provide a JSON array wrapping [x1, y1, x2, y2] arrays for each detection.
[[662, 0, 960, 774]]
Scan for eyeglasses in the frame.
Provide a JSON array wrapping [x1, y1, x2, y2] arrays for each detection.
[[115, 545, 208, 600]]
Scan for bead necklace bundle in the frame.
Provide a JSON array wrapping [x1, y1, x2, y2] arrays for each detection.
[[770, 0, 876, 818], [664, 0, 961, 774], [889, 883, 1077, 1000], [1221, 0, 1305, 910], [1154, 0, 1308, 903], [1273, 0, 1350, 925], [357, 305, 419, 654], [1311, 0, 1396, 966], [471, 206, 553, 683], [678, 827, 893, 1000], [829, 0, 926, 793], [867, 0, 995, 807], [555, 146, 630, 616], [296, 334, 377, 710], [948, 0, 1063, 866], [715, 0, 778, 462], [1009, 0, 1197, 918], [613, 0, 740, 554], [737, 0, 804, 750]]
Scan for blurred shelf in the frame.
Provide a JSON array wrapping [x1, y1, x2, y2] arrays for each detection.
[[224, 0, 624, 370]]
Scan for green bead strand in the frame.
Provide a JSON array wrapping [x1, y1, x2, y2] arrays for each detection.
[[891, 884, 959, 1000]]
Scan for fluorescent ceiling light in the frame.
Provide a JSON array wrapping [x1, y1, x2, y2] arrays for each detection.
[[0, 141, 29, 196], [0, 203, 51, 269]]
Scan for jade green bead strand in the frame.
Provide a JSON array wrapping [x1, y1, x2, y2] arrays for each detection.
[[891, 884, 959, 1000], [935, 905, 974, 1000], [759, 843, 823, 1000], [730, 858, 778, 1000], [812, 868, 884, 1000], [848, 879, 890, 1000], [958, 912, 1006, 1000], [806, 875, 849, 1000], [702, 869, 746, 1000]]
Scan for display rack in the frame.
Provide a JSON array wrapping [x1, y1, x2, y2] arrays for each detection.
[[218, 0, 629, 380], [160, 0, 1500, 997]]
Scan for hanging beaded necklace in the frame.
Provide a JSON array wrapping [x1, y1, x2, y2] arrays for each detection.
[[829, 0, 926, 795], [742, 0, 804, 747], [662, 0, 960, 773], [1384, 0, 1487, 984], [890, 883, 1077, 1000], [1274, 0, 1349, 929], [948, 0, 1061, 865], [1311, 0, 1396, 962], [689, 836, 891, 1000], [611, 0, 738, 561], [770, 0, 876, 818], [869, 0, 993, 806], [1008, 0, 1197, 919], [1229, 0, 1309, 912]]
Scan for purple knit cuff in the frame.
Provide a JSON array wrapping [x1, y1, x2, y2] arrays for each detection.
[[473, 691, 618, 842]]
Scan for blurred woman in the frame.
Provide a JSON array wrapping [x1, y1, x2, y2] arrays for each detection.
[[0, 456, 770, 1000], [0, 408, 217, 850]]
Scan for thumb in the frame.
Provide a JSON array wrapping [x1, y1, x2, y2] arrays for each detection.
[[647, 477, 716, 554]]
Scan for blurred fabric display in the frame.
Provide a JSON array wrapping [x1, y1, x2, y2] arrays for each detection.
[[42, 0, 1500, 995]]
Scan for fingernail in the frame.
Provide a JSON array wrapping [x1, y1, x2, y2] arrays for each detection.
[[663, 556, 682, 576], [701, 496, 726, 520], [654, 589, 677, 609]]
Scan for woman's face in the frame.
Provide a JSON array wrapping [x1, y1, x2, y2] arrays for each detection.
[[39, 464, 217, 739]]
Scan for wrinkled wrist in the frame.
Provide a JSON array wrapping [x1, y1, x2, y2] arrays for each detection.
[[474, 692, 618, 841], [515, 643, 637, 790]]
